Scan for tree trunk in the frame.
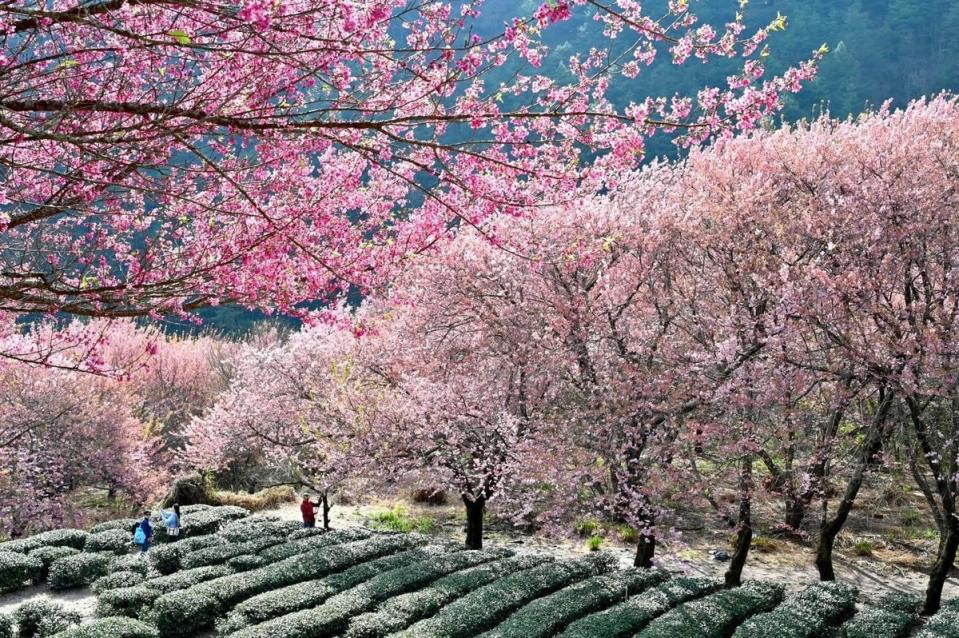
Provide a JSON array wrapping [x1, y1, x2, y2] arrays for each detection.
[[463, 496, 485, 550], [784, 497, 805, 533], [725, 456, 753, 587], [923, 521, 959, 615], [816, 391, 892, 581], [321, 490, 331, 531], [634, 533, 656, 568]]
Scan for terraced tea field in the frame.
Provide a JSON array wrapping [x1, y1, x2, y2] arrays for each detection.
[[0, 506, 954, 637]]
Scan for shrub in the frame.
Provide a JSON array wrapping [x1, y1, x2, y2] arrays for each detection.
[[398, 554, 617, 638], [0, 551, 43, 593], [109, 553, 150, 576], [287, 528, 326, 541], [89, 519, 139, 535], [153, 533, 422, 636], [219, 544, 445, 634], [915, 597, 959, 637], [411, 488, 448, 505], [176, 505, 250, 538], [750, 536, 781, 553], [150, 534, 225, 574], [227, 546, 508, 638], [480, 569, 668, 638], [586, 536, 603, 552], [734, 581, 858, 637], [84, 529, 133, 555], [48, 552, 112, 589], [344, 554, 547, 638], [91, 570, 143, 594], [95, 586, 161, 619], [852, 540, 876, 557], [217, 516, 299, 542], [558, 577, 721, 638], [142, 565, 233, 595], [179, 536, 283, 570], [151, 591, 221, 636], [229, 554, 271, 571], [28, 546, 80, 581], [637, 581, 785, 638], [574, 519, 602, 537], [366, 506, 436, 534], [616, 525, 639, 544], [47, 617, 159, 638], [0, 614, 12, 638], [14, 600, 81, 638], [0, 529, 89, 555], [212, 487, 297, 512], [841, 593, 921, 638]]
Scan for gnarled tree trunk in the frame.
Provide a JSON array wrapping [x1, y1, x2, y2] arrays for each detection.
[[464, 495, 485, 550]]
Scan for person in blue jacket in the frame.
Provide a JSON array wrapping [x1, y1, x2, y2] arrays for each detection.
[[133, 511, 153, 553]]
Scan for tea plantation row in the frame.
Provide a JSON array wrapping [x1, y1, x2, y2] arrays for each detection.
[[0, 506, 955, 638]]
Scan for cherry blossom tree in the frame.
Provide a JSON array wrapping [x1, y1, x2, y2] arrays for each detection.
[[0, 0, 819, 340]]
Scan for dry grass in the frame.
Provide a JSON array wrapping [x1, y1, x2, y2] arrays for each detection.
[[211, 486, 297, 511]]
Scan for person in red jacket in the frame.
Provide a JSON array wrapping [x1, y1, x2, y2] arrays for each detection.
[[300, 494, 317, 528]]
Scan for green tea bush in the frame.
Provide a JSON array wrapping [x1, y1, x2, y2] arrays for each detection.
[[916, 597, 959, 637], [0, 529, 89, 554], [229, 554, 271, 571], [150, 534, 225, 574], [218, 517, 300, 542], [14, 600, 81, 638], [83, 529, 132, 555], [344, 554, 547, 638], [27, 546, 79, 581], [179, 536, 283, 570], [219, 545, 444, 634], [288, 527, 327, 541], [108, 553, 149, 576], [397, 554, 617, 638], [48, 617, 159, 638], [0, 614, 12, 638], [91, 570, 143, 594], [558, 577, 721, 638], [0, 551, 43, 593], [142, 565, 233, 595], [95, 586, 160, 619], [176, 506, 249, 538], [733, 581, 858, 637], [841, 593, 921, 638], [48, 552, 112, 589], [253, 530, 373, 564], [480, 569, 668, 638], [153, 533, 422, 636], [637, 581, 785, 638], [227, 546, 507, 638], [89, 519, 138, 535]]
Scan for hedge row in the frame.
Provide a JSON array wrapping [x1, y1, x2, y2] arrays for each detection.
[[480, 569, 668, 638], [733, 581, 858, 638], [151, 533, 424, 636], [841, 593, 921, 638], [397, 554, 617, 638], [49, 617, 160, 638], [180, 536, 284, 570], [89, 519, 139, 535], [13, 600, 82, 638], [144, 564, 234, 594], [558, 577, 722, 638], [220, 545, 446, 634], [109, 554, 149, 576], [0, 551, 43, 593], [916, 597, 959, 638], [91, 570, 143, 594], [0, 529, 89, 554], [29, 547, 81, 581], [83, 530, 132, 555], [228, 546, 508, 638], [344, 554, 549, 638], [217, 517, 301, 542], [96, 586, 162, 619], [48, 552, 112, 589], [636, 581, 785, 638], [0, 615, 12, 638], [150, 535, 225, 574]]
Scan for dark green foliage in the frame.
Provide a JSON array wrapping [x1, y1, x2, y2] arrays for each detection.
[[637, 581, 785, 638], [83, 530, 132, 555], [397, 554, 618, 638], [0, 551, 43, 593], [179, 536, 282, 570], [733, 582, 858, 637], [480, 569, 668, 638], [14, 600, 81, 638], [27, 546, 80, 582], [48, 617, 159, 638], [558, 577, 721, 638], [150, 534, 225, 574], [142, 565, 233, 594], [95, 587, 161, 619], [91, 570, 143, 594], [0, 614, 12, 638], [916, 597, 959, 637], [841, 592, 921, 638], [48, 552, 112, 589]]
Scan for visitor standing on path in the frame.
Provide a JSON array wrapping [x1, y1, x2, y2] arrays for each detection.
[[134, 511, 153, 553], [161, 503, 181, 540], [300, 494, 317, 528]]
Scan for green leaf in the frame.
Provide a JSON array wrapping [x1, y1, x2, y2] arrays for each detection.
[[168, 29, 192, 45]]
